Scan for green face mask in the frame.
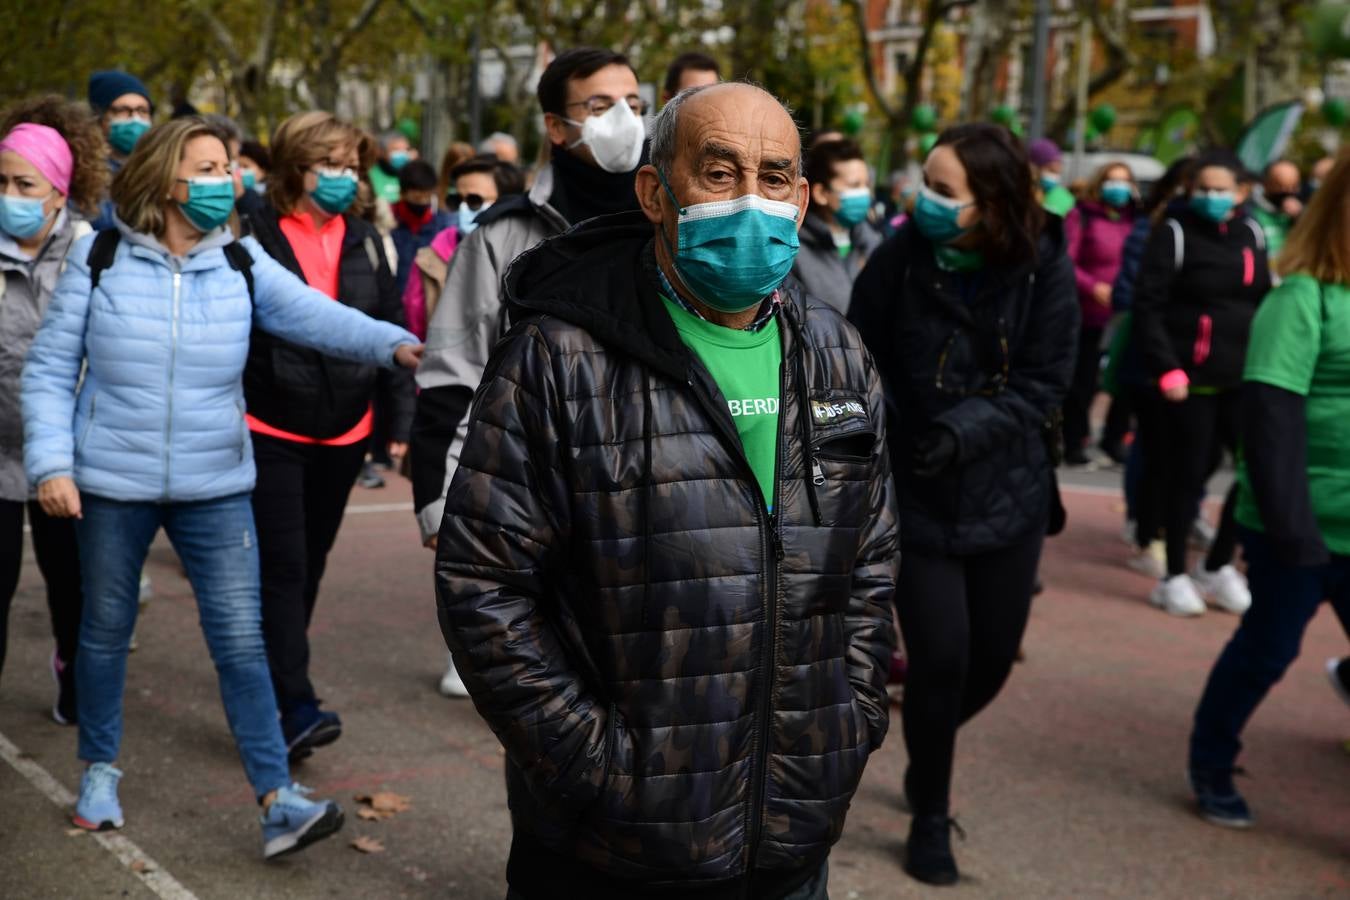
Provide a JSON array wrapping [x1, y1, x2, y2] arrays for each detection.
[[176, 177, 236, 232], [657, 169, 801, 313], [109, 118, 150, 155]]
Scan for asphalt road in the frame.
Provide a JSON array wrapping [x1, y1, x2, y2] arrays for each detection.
[[1, 475, 1346, 899]]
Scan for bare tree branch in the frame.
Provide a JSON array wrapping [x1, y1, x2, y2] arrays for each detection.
[[185, 0, 244, 70], [1047, 1, 1136, 142], [333, 0, 387, 55]]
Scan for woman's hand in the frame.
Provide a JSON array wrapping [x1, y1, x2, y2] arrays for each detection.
[[388, 441, 408, 461], [1092, 283, 1112, 307], [394, 343, 425, 369], [37, 477, 81, 519], [1162, 382, 1189, 403]]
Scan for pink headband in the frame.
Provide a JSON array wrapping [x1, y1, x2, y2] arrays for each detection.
[[0, 123, 73, 196]]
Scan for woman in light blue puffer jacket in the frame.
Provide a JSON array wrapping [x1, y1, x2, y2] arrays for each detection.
[[20, 117, 421, 859]]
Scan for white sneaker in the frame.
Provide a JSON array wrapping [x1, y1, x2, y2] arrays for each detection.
[[1150, 574, 1206, 617], [1190, 517, 1216, 550], [1191, 564, 1251, 615], [1326, 658, 1350, 710], [439, 653, 469, 698], [1122, 519, 1138, 547], [1127, 541, 1167, 580]]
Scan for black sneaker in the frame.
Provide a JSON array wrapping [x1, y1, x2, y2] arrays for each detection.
[[282, 704, 342, 763], [357, 462, 385, 489], [904, 814, 963, 886], [50, 651, 77, 725], [1188, 766, 1252, 828]]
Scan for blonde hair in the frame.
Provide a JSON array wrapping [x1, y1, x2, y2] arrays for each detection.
[[267, 111, 375, 216], [111, 117, 229, 237], [1088, 159, 1133, 201], [1279, 148, 1350, 284]]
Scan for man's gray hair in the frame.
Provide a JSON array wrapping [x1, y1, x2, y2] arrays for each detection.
[[649, 84, 801, 176], [378, 129, 406, 149], [479, 131, 518, 153]]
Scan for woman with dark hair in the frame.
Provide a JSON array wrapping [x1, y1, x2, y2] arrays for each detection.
[[849, 123, 1078, 885], [1132, 150, 1271, 617]]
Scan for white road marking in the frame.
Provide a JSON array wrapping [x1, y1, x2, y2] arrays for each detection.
[[0, 729, 200, 900], [344, 501, 414, 515]]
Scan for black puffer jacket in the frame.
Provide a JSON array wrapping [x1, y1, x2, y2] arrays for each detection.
[[434, 212, 898, 895], [240, 202, 414, 440], [1132, 207, 1271, 390], [848, 220, 1079, 555]]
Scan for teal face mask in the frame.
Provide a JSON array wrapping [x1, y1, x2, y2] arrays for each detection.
[[240, 169, 257, 192], [658, 170, 801, 313], [1190, 189, 1235, 223], [310, 168, 359, 214], [389, 150, 410, 171], [835, 188, 872, 229], [1101, 180, 1133, 208], [913, 186, 973, 245], [177, 177, 235, 232], [108, 118, 150, 155], [1039, 173, 1060, 193]]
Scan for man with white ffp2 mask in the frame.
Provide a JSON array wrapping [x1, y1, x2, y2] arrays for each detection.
[[411, 47, 650, 698]]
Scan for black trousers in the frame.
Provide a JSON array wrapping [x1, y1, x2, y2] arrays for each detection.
[[1062, 326, 1104, 457], [0, 499, 82, 682], [252, 434, 366, 714], [895, 531, 1045, 816], [1146, 391, 1241, 577]]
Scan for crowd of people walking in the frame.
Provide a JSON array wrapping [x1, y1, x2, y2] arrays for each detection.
[[0, 44, 1346, 898]]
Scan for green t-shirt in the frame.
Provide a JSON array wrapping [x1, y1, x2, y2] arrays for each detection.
[[662, 296, 782, 510], [368, 165, 401, 204], [1041, 184, 1077, 218], [1235, 274, 1350, 552]]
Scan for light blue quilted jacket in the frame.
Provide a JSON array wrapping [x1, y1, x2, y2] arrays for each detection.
[[22, 219, 417, 503]]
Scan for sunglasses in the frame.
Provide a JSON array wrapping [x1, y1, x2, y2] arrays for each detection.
[[444, 193, 489, 211]]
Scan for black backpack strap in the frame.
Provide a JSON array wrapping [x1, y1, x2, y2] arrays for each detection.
[[222, 241, 255, 309], [86, 229, 121, 291]]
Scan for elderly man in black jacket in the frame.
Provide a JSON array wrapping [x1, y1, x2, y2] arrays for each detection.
[[434, 82, 898, 900]]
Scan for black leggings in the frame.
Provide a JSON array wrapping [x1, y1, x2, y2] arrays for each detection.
[[251, 434, 367, 715], [1145, 391, 1241, 576], [895, 531, 1045, 816], [0, 500, 83, 683]]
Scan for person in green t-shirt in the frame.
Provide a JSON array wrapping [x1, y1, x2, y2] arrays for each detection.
[[369, 130, 415, 206], [1249, 159, 1303, 261], [1188, 158, 1350, 832], [1027, 138, 1076, 218]]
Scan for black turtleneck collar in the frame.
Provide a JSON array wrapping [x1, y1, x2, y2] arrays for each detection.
[[547, 143, 646, 224]]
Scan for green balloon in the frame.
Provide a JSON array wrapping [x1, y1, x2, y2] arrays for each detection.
[[1089, 104, 1117, 133], [397, 117, 421, 143], [1325, 97, 1349, 127], [1084, 125, 1101, 144], [991, 104, 1016, 126], [1307, 2, 1350, 58], [841, 108, 865, 136], [911, 104, 937, 133], [1010, 122, 1025, 138], [918, 132, 939, 155]]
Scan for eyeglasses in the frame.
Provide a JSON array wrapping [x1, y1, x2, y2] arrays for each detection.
[[444, 193, 489, 211], [563, 95, 649, 118], [107, 104, 151, 120], [935, 318, 1010, 397]]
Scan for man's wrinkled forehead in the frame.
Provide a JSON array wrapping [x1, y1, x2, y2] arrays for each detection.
[[676, 87, 801, 174]]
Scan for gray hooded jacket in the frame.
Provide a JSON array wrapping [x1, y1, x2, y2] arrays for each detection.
[[790, 212, 883, 315]]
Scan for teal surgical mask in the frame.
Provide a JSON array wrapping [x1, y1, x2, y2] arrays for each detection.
[[176, 176, 235, 232], [240, 169, 257, 192], [1101, 180, 1133, 208], [108, 118, 150, 155], [1190, 189, 1235, 223], [658, 170, 801, 313], [310, 168, 359, 214], [835, 187, 872, 229], [389, 150, 410, 171], [1039, 172, 1060, 192], [913, 186, 973, 245]]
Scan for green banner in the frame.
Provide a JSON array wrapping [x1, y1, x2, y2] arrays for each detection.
[[1236, 102, 1305, 173], [1154, 107, 1201, 165]]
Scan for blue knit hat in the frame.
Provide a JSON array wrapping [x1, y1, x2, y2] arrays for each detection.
[[87, 70, 152, 115]]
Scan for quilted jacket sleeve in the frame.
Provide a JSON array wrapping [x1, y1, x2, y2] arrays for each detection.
[[434, 322, 609, 819], [21, 235, 94, 487], [243, 236, 418, 369], [845, 350, 900, 751], [935, 248, 1080, 464], [1131, 220, 1183, 378]]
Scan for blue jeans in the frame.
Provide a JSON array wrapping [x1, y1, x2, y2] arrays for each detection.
[[75, 492, 290, 799], [1189, 528, 1350, 771]]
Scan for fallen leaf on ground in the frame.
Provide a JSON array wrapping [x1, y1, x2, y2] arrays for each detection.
[[356, 806, 383, 821], [130, 859, 153, 873], [354, 792, 412, 819], [64, 828, 86, 837], [350, 835, 385, 854]]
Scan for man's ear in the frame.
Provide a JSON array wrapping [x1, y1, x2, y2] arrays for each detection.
[[795, 177, 810, 228], [542, 113, 570, 150], [635, 165, 665, 225]]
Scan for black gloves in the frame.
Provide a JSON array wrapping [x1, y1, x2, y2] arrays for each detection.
[[912, 427, 958, 478]]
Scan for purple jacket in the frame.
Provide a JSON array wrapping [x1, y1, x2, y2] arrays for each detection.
[[1066, 199, 1136, 329]]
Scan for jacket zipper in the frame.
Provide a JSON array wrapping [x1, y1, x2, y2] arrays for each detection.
[[163, 269, 181, 500]]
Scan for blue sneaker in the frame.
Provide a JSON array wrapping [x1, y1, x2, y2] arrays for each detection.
[[73, 762, 124, 831], [281, 704, 342, 763], [1188, 767, 1252, 828], [261, 784, 344, 859]]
